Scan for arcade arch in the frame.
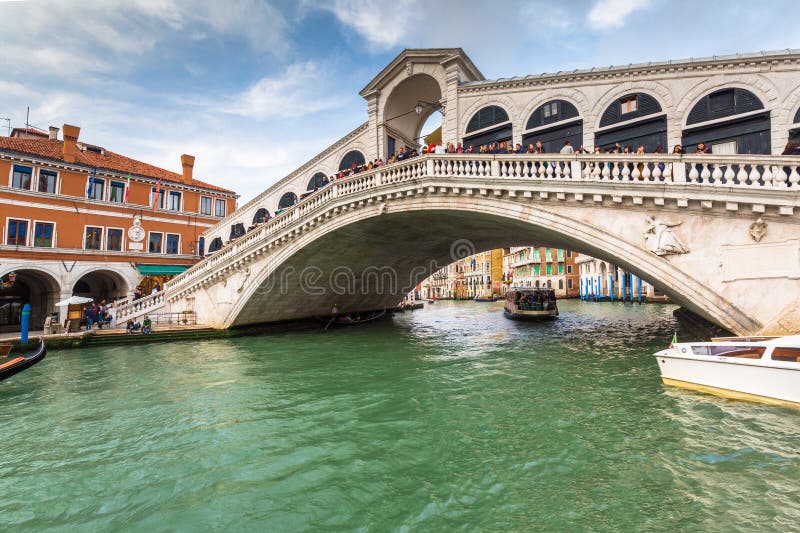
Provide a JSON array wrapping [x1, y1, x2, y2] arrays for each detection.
[[72, 269, 129, 305], [382, 73, 444, 154], [523, 99, 583, 153], [278, 192, 298, 210], [594, 92, 667, 152], [682, 88, 770, 154], [463, 105, 512, 149], [338, 151, 366, 172], [0, 268, 60, 331]]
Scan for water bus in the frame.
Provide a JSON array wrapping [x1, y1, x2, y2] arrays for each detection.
[[503, 288, 558, 321]]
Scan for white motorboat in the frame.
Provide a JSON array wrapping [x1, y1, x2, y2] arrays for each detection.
[[654, 335, 800, 407]]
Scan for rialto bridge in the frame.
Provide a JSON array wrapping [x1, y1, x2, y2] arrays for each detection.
[[112, 48, 800, 336]]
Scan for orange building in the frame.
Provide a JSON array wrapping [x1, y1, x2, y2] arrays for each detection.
[[0, 124, 237, 330]]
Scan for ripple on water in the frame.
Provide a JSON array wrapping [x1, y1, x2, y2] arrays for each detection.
[[0, 300, 798, 530]]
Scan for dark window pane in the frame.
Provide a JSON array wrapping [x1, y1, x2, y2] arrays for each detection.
[[12, 165, 32, 190], [85, 226, 102, 249], [148, 232, 163, 253], [166, 234, 180, 254], [38, 170, 57, 193], [107, 228, 123, 251], [34, 222, 54, 247], [7, 219, 28, 245]]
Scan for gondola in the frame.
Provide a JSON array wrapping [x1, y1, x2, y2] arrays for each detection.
[[0, 339, 46, 382], [316, 309, 387, 328]]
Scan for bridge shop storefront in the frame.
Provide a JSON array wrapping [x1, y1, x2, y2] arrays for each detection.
[[463, 106, 512, 149], [594, 93, 667, 152], [522, 100, 583, 153], [681, 88, 771, 154], [136, 264, 188, 295]]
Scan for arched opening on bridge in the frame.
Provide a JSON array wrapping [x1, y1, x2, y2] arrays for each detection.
[[227, 205, 757, 335], [0, 269, 60, 332], [306, 172, 327, 193], [682, 88, 770, 154], [523, 100, 583, 153], [208, 237, 223, 254], [252, 208, 271, 225], [463, 105, 512, 149], [229, 222, 245, 240], [338, 151, 365, 172], [382, 73, 444, 157], [594, 93, 666, 152], [791, 107, 800, 144], [72, 269, 129, 306], [277, 192, 298, 211]]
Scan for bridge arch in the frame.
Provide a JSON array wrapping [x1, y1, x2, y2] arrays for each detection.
[[306, 172, 327, 192], [462, 104, 513, 149], [338, 150, 366, 171], [277, 192, 298, 210], [220, 195, 758, 335], [252, 208, 270, 225], [681, 87, 771, 154], [522, 98, 584, 153], [594, 91, 668, 152], [382, 73, 444, 150]]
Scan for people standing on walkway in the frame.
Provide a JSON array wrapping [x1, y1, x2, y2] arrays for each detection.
[[84, 306, 96, 331], [560, 141, 575, 154]]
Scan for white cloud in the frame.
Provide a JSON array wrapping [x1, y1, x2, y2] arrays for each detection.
[[224, 61, 346, 119], [313, 0, 418, 49], [587, 0, 650, 30]]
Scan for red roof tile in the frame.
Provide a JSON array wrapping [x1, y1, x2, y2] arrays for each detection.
[[0, 136, 236, 194]]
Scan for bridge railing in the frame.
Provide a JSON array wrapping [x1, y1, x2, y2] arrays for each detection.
[[164, 152, 800, 297]]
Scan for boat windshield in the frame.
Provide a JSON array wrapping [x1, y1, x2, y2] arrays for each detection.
[[771, 347, 800, 363], [691, 345, 766, 358]]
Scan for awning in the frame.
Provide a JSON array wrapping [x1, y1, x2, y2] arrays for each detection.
[[136, 264, 188, 276]]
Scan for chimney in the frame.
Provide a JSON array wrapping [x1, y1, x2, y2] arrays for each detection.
[[48, 126, 59, 141], [181, 154, 195, 184], [62, 124, 80, 163]]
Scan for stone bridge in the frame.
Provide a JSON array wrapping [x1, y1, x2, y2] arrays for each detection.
[[113, 152, 800, 336]]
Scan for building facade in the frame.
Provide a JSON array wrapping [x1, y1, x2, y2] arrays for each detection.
[[420, 249, 504, 300], [502, 246, 580, 298], [575, 255, 667, 303], [0, 124, 237, 330]]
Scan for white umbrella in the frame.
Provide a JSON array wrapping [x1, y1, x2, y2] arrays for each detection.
[[55, 296, 94, 307]]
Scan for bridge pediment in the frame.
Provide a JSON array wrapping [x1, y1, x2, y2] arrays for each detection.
[[359, 48, 484, 98]]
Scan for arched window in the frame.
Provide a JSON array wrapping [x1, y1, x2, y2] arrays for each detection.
[[523, 99, 582, 153], [595, 93, 666, 152], [338, 150, 365, 171], [229, 222, 245, 240], [791, 107, 800, 143], [252, 208, 270, 224], [307, 172, 327, 192], [208, 237, 223, 253], [463, 105, 512, 149], [278, 192, 297, 210], [683, 88, 769, 154]]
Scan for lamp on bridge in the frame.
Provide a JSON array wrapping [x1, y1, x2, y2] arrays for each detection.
[[415, 100, 445, 116]]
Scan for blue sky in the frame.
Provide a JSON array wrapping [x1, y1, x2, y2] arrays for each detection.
[[1, 0, 798, 203]]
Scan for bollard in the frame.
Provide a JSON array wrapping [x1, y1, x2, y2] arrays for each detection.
[[21, 303, 30, 344]]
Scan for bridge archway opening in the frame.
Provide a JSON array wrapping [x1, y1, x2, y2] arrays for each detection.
[[338, 151, 365, 172], [227, 207, 743, 334], [523, 99, 583, 153], [73, 269, 129, 305], [0, 268, 60, 332], [252, 208, 271, 225], [382, 73, 443, 155], [595, 93, 666, 152], [463, 105, 512, 149], [306, 172, 327, 193], [790, 107, 800, 144], [208, 237, 223, 254], [277, 192, 298, 211], [682, 88, 770, 154]]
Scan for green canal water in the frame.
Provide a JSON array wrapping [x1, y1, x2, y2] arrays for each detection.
[[1, 300, 798, 531]]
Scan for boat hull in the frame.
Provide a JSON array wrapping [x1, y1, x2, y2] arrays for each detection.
[[0, 340, 46, 382], [656, 352, 800, 407], [503, 309, 558, 321]]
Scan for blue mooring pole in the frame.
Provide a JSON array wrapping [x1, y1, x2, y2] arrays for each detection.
[[21, 303, 30, 344]]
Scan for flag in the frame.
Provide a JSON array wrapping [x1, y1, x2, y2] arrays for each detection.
[[86, 167, 97, 198], [669, 332, 677, 348], [124, 173, 131, 203], [152, 178, 162, 212]]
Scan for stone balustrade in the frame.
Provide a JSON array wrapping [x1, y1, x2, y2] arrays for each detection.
[[113, 292, 167, 325], [163, 152, 800, 303]]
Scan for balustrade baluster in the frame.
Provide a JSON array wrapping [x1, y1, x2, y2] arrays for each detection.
[[601, 163, 611, 181], [723, 165, 735, 184], [652, 162, 662, 181], [700, 163, 711, 184], [748, 165, 761, 186], [622, 164, 631, 181], [688, 164, 699, 183], [789, 165, 800, 187], [711, 164, 722, 185], [554, 163, 562, 179], [762, 165, 774, 187]]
